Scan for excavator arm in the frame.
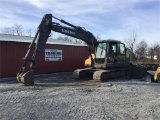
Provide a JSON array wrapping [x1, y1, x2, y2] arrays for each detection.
[[51, 16, 97, 50], [17, 14, 97, 85]]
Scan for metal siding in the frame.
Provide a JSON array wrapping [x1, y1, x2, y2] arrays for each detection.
[[0, 41, 89, 78], [35, 44, 89, 74], [1, 42, 30, 77]]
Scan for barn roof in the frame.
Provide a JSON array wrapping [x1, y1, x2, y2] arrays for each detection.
[[0, 34, 87, 46]]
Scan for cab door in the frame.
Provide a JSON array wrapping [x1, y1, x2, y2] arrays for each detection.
[[116, 43, 127, 64]]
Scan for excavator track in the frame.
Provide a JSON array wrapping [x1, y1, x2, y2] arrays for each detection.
[[74, 64, 147, 82], [128, 64, 147, 79], [73, 68, 96, 79], [93, 69, 127, 81]]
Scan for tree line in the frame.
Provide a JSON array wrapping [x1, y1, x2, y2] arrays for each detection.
[[125, 32, 160, 64], [1, 24, 33, 36]]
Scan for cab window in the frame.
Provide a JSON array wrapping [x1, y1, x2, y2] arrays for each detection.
[[120, 44, 125, 54]]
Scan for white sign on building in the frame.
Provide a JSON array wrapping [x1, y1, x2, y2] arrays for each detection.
[[45, 49, 62, 61]]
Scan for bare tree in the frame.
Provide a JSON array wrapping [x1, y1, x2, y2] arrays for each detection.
[[57, 35, 74, 42], [57, 36, 64, 40], [64, 36, 70, 41], [1, 27, 15, 35], [13, 24, 23, 36], [148, 47, 155, 61], [74, 38, 83, 44], [10, 27, 15, 35], [154, 43, 160, 64], [1, 27, 11, 34], [27, 29, 32, 37], [124, 31, 138, 52], [135, 40, 148, 62]]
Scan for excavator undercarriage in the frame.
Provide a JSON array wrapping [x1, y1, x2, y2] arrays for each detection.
[[73, 63, 147, 81]]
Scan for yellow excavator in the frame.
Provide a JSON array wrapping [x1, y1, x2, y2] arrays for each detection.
[[147, 65, 160, 82], [17, 14, 147, 85], [154, 67, 160, 82]]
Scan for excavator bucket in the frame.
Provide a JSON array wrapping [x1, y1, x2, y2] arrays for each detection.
[[17, 67, 34, 86]]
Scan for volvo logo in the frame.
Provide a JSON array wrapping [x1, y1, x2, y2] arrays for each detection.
[[62, 29, 75, 35]]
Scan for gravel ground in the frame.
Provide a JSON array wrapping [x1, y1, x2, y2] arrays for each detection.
[[0, 72, 160, 120]]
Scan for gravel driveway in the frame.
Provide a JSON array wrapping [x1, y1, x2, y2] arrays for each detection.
[[0, 72, 160, 120]]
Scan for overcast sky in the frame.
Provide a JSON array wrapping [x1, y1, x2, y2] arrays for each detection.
[[0, 0, 159, 45]]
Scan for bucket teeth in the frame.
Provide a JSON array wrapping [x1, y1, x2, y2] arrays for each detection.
[[17, 70, 34, 86]]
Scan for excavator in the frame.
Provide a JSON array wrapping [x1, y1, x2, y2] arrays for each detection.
[[153, 67, 160, 82], [17, 14, 147, 86], [147, 65, 160, 82]]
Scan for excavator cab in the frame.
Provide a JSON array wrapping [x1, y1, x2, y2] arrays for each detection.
[[94, 40, 129, 68]]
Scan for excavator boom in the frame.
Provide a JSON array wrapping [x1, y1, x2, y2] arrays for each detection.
[[17, 14, 97, 85]]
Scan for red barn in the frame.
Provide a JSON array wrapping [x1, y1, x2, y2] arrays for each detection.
[[0, 34, 89, 78]]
